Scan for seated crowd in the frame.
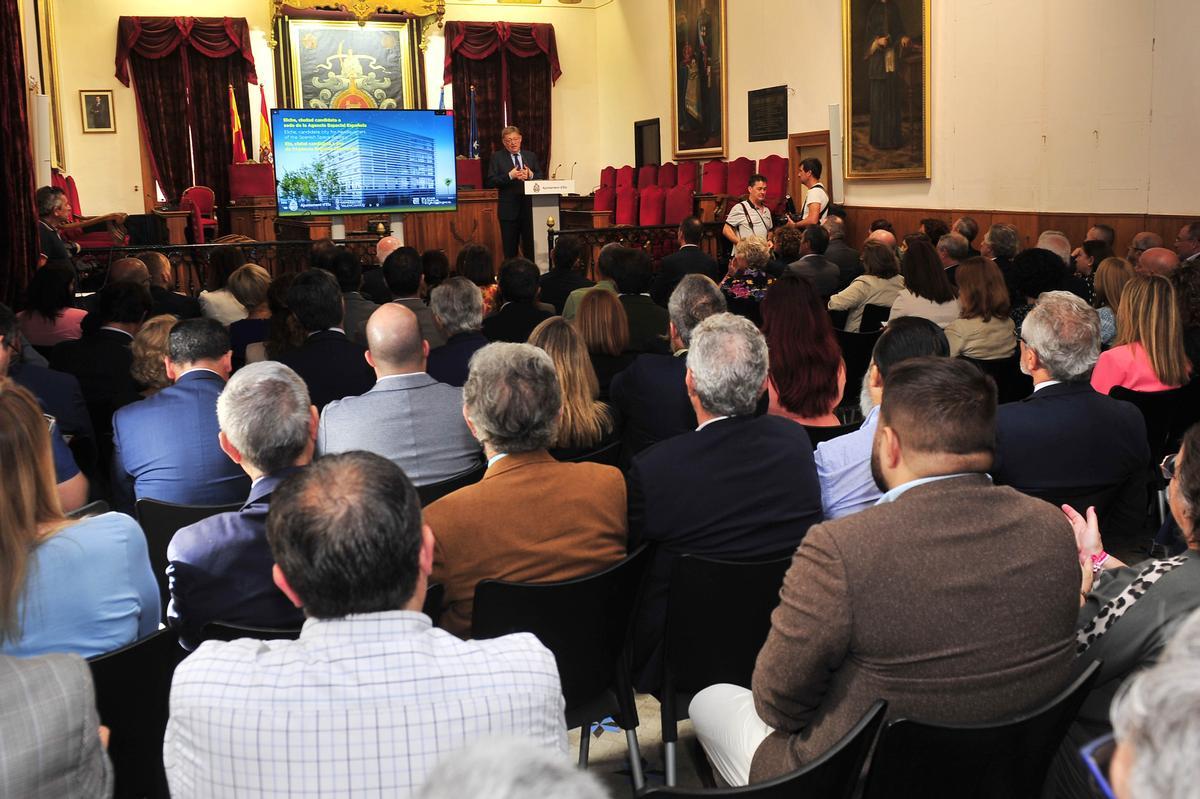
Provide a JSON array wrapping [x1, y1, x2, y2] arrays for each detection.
[[6, 202, 1200, 799]]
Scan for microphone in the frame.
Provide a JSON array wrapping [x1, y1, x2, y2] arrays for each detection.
[[551, 163, 563, 179], [568, 161, 577, 180]]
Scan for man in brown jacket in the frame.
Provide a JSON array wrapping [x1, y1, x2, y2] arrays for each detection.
[[425, 342, 628, 637], [690, 357, 1081, 786]]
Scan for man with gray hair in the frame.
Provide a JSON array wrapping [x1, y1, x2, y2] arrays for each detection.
[[1174, 220, 1200, 266], [953, 216, 981, 256], [165, 361, 316, 648], [425, 343, 628, 637], [626, 312, 823, 691], [822, 216, 863, 291], [611, 274, 727, 464], [993, 291, 1149, 538], [419, 738, 609, 799], [1127, 231, 1163, 270], [936, 231, 970, 285], [982, 222, 1021, 304], [425, 276, 488, 387]]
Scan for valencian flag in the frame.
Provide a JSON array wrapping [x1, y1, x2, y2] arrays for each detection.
[[258, 84, 273, 163], [228, 85, 248, 163], [469, 85, 479, 158]]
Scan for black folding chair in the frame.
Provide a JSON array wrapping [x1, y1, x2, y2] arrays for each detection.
[[859, 303, 892, 333], [659, 553, 794, 786], [416, 460, 487, 506], [1111, 380, 1200, 521], [65, 499, 109, 519], [472, 547, 651, 791], [641, 701, 888, 798], [828, 308, 850, 331], [802, 422, 860, 449], [566, 439, 622, 466], [88, 629, 189, 799], [135, 498, 243, 620], [860, 661, 1102, 799], [962, 352, 1032, 404], [835, 329, 882, 409]]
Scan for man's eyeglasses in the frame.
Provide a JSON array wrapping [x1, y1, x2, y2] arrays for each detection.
[[1080, 734, 1117, 799], [1161, 452, 1178, 481]]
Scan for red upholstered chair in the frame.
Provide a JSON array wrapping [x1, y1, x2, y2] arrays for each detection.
[[455, 158, 484, 189], [614, 187, 639, 226], [758, 154, 789, 210], [726, 157, 755, 197], [700, 160, 726, 195], [615, 165, 636, 190], [594, 186, 616, 213], [639, 185, 666, 226], [663, 184, 695, 226], [600, 166, 617, 189], [675, 160, 698, 190], [180, 186, 218, 245], [54, 170, 129, 250], [657, 162, 677, 188], [637, 164, 659, 189]]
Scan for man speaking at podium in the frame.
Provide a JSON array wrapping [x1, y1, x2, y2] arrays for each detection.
[[486, 126, 542, 259]]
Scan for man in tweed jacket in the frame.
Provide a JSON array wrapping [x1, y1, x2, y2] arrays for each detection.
[[691, 357, 1081, 786]]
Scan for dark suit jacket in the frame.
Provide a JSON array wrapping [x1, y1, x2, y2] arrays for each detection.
[[111, 370, 250, 513], [540, 270, 594, 314], [361, 266, 393, 304], [825, 240, 863, 291], [627, 415, 823, 691], [48, 328, 141, 437], [482, 302, 553, 343], [620, 294, 670, 353], [994, 381, 1150, 538], [749, 474, 1080, 781], [789, 254, 840, 297], [276, 329, 374, 411], [609, 351, 694, 466], [149, 285, 201, 319], [944, 263, 959, 286], [10, 362, 93, 440], [342, 291, 379, 347], [485, 149, 542, 221], [651, 246, 722, 306], [166, 467, 306, 649], [38, 221, 72, 262], [426, 331, 489, 388]]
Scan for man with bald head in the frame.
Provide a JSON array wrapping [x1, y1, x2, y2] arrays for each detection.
[[1138, 247, 1181, 278], [139, 250, 201, 319], [866, 228, 896, 249], [316, 303, 479, 485]]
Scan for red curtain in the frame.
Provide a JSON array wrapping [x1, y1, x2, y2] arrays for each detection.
[[128, 50, 191, 204], [0, 0, 38, 305], [190, 55, 252, 229], [115, 17, 257, 86], [443, 21, 561, 173], [451, 52, 505, 165]]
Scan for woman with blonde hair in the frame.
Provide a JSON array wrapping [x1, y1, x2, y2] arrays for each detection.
[[574, 288, 635, 398], [827, 240, 904, 331], [1093, 257, 1136, 347], [1092, 274, 1192, 395], [227, 264, 272, 368], [130, 314, 177, 395], [528, 316, 618, 459], [0, 379, 158, 657], [943, 257, 1016, 360], [720, 236, 774, 325]]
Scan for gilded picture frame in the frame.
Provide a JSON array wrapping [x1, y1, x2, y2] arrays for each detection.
[[278, 18, 418, 110], [668, 0, 728, 160], [80, 90, 115, 134], [842, 0, 931, 179]]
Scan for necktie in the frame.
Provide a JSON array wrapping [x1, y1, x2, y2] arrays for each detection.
[[514, 153, 523, 171]]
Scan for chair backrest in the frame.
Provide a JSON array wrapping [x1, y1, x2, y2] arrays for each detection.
[[615, 187, 640, 226], [664, 184, 695, 227], [803, 423, 860, 449], [643, 700, 888, 799], [599, 165, 617, 189], [66, 499, 110, 520], [423, 582, 445, 626], [1110, 379, 1200, 465], [89, 629, 189, 799], [861, 661, 1102, 799], [726, 157, 756, 197], [658, 161, 678, 188], [676, 160, 698, 190], [757, 154, 788, 205], [472, 546, 650, 717], [64, 173, 84, 219], [828, 308, 850, 331], [454, 158, 484, 189], [639, 185, 666, 226], [615, 164, 636, 190], [180, 185, 216, 217], [202, 622, 302, 643], [416, 460, 487, 506], [593, 185, 616, 213], [637, 164, 659, 189], [701, 160, 727, 195], [835, 329, 883, 410], [135, 498, 245, 620], [860, 303, 892, 333], [565, 439, 622, 466], [962, 353, 1033, 404]]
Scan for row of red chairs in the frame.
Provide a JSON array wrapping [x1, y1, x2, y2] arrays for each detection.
[[593, 183, 697, 227], [600, 155, 789, 204]]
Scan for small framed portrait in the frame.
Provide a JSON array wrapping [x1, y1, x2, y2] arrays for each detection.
[[80, 90, 115, 134]]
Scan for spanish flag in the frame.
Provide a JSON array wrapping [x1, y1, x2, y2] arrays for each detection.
[[258, 84, 273, 163], [229, 85, 248, 163]]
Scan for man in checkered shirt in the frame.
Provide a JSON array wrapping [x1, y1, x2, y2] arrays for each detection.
[[164, 451, 567, 798]]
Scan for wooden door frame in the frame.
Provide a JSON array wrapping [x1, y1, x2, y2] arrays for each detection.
[[788, 130, 833, 206]]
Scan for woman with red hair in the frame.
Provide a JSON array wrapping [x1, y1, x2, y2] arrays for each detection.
[[761, 273, 845, 426]]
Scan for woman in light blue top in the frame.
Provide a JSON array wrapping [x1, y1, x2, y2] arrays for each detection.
[[1093, 256, 1135, 348], [0, 379, 158, 658]]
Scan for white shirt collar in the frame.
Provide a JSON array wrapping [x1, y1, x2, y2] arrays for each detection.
[[308, 327, 346, 337], [99, 326, 134, 340], [696, 415, 730, 432], [1033, 379, 1062, 392], [177, 367, 224, 380]]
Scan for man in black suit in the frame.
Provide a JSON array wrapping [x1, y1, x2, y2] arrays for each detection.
[[627, 311, 823, 691], [615, 248, 669, 354], [35, 186, 77, 266], [140, 251, 201, 319], [651, 216, 721, 307], [993, 291, 1150, 539], [485, 125, 542, 259], [937, 231, 970, 286], [789, 225, 839, 298], [276, 269, 374, 411], [482, 258, 552, 343], [426, 276, 489, 388], [823, 217, 863, 291], [540, 235, 593, 314], [983, 223, 1022, 306]]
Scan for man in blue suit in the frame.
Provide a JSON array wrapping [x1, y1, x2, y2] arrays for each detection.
[[166, 361, 316, 649], [111, 318, 250, 513]]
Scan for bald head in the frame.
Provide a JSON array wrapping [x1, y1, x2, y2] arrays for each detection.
[[109, 258, 150, 287], [365, 303, 426, 376], [138, 251, 172, 288], [867, 229, 897, 248], [1138, 247, 1181, 278], [375, 236, 403, 265]]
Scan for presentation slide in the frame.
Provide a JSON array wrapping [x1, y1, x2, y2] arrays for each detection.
[[272, 109, 457, 216]]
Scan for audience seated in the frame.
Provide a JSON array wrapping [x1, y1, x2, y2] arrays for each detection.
[[18, 264, 84, 347], [1176, 266, 1200, 368], [1136, 246, 1180, 279], [318, 304, 480, 485], [762, 273, 844, 426], [766, 225, 801, 278], [425, 276, 488, 387], [1126, 231, 1162, 272], [888, 238, 960, 327], [321, 247, 378, 347], [993, 292, 1149, 538], [944, 256, 1016, 359], [822, 216, 863, 291], [529, 316, 618, 459], [276, 269, 375, 410], [936, 231, 970, 285], [1009, 247, 1067, 332], [0, 653, 112, 797], [457, 244, 500, 317], [141, 250, 201, 320], [130, 314, 175, 396], [614, 247, 670, 353], [720, 236, 774, 325], [35, 185, 79, 264], [788, 226, 839, 298], [6, 317, 92, 444], [482, 257, 553, 343], [610, 274, 726, 465], [954, 215, 981, 257], [540, 234, 594, 314], [1071, 239, 1112, 304], [112, 318, 250, 513], [425, 343, 627, 637], [651, 216, 721, 307], [418, 737, 608, 799], [197, 245, 248, 326], [815, 317, 949, 519], [165, 451, 567, 796], [226, 264, 271, 369], [1094, 257, 1136, 347], [828, 239, 904, 332], [421, 248, 451, 299], [0, 380, 157, 657], [1091, 274, 1191, 394], [691, 357, 1080, 786], [369, 235, 403, 304], [919, 217, 950, 245], [246, 272, 303, 364], [166, 361, 313, 649], [627, 313, 822, 691], [384, 246, 446, 349], [563, 242, 620, 320], [575, 289, 636, 398]]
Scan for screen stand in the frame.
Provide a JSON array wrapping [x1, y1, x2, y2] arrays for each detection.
[[331, 216, 346, 240], [390, 215, 405, 245]]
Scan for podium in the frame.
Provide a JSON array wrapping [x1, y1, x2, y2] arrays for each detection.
[[524, 179, 575, 272]]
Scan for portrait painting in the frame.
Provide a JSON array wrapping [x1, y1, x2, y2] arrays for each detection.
[[669, 0, 727, 159], [284, 19, 416, 110], [80, 90, 115, 134], [842, 0, 930, 179]]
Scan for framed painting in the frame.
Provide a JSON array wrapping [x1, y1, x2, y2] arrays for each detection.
[[279, 18, 418, 110], [80, 90, 115, 134], [842, 0, 930, 179], [668, 0, 727, 159]]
